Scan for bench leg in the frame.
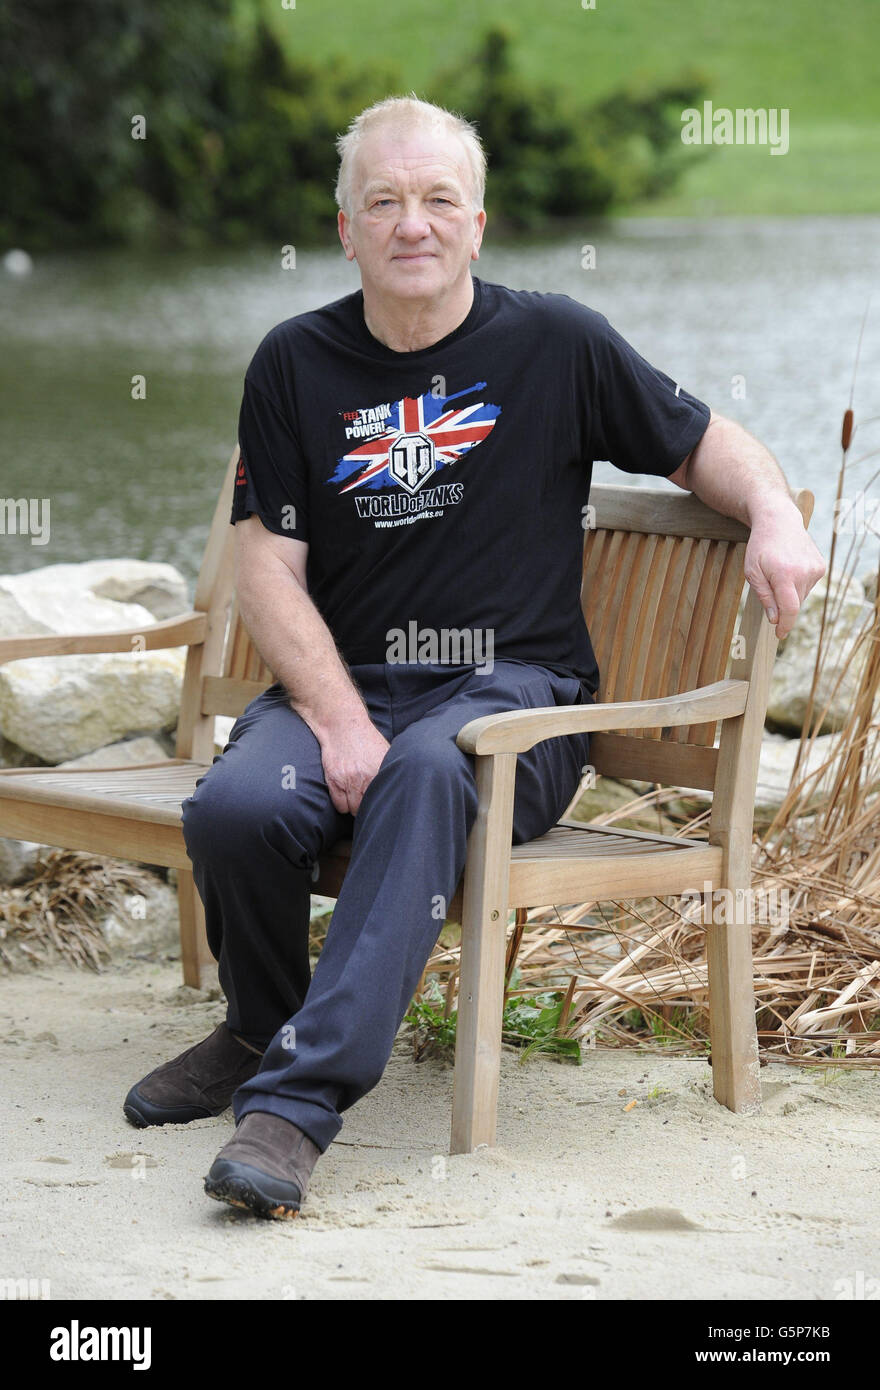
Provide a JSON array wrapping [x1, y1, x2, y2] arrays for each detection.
[[449, 752, 517, 1155], [705, 885, 762, 1113], [177, 868, 217, 990], [450, 901, 508, 1154]]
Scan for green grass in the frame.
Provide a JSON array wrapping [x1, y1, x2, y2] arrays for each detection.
[[406, 984, 583, 1063], [249, 0, 880, 215]]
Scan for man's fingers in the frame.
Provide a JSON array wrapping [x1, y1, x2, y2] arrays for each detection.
[[768, 576, 802, 638]]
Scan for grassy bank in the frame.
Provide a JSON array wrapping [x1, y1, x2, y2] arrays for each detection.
[[255, 0, 880, 216]]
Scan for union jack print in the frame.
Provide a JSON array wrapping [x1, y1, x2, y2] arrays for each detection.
[[328, 382, 501, 493]]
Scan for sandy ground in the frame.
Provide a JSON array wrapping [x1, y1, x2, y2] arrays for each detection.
[[2, 957, 879, 1302]]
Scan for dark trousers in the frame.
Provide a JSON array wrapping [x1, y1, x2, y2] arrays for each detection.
[[180, 659, 590, 1153]]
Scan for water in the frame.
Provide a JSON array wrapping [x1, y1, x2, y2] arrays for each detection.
[[1, 216, 878, 589]]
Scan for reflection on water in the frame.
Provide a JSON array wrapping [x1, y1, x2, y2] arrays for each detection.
[[1, 216, 878, 585]]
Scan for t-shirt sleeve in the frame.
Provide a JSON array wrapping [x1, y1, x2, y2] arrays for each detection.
[[588, 313, 711, 478], [230, 371, 310, 541]]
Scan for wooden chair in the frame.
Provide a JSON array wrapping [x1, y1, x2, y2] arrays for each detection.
[[0, 446, 813, 1151]]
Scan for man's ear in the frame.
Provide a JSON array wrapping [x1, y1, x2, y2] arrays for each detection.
[[338, 209, 356, 262], [471, 209, 487, 261]]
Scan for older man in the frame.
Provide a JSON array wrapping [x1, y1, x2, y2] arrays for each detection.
[[124, 97, 825, 1219]]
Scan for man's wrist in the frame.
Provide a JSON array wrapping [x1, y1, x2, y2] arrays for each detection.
[[745, 487, 804, 534], [292, 690, 373, 744]]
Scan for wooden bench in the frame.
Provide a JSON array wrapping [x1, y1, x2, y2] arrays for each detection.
[[0, 445, 814, 1150]]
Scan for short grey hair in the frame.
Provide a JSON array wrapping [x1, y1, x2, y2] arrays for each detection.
[[335, 95, 486, 215]]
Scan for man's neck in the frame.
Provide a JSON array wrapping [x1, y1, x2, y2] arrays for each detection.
[[362, 275, 475, 353]]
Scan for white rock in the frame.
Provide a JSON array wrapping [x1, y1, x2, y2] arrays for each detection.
[[0, 571, 155, 639], [754, 731, 844, 811], [0, 586, 51, 637], [56, 735, 171, 769], [214, 715, 236, 754], [673, 729, 853, 817], [75, 559, 189, 620], [100, 877, 181, 958], [0, 648, 186, 763], [767, 575, 871, 734]]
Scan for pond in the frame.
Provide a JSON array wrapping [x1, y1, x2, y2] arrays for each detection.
[[1, 215, 878, 586]]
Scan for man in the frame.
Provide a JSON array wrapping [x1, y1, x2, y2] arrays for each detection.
[[123, 96, 825, 1219]]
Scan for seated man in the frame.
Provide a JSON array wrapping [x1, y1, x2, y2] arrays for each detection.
[[124, 96, 825, 1220]]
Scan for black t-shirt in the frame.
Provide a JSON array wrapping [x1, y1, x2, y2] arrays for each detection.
[[231, 276, 711, 697]]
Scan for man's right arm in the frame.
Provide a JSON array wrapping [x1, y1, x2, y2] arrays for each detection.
[[233, 515, 390, 815]]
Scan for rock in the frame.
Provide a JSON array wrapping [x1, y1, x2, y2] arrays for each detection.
[[0, 559, 189, 627], [56, 735, 171, 770], [767, 575, 872, 734], [0, 586, 51, 638], [0, 838, 51, 885], [753, 731, 844, 812], [0, 734, 40, 768], [214, 715, 236, 754], [860, 567, 878, 605], [0, 571, 156, 641], [100, 877, 181, 958], [78, 560, 189, 621], [569, 776, 679, 834], [665, 729, 854, 822], [0, 648, 186, 763]]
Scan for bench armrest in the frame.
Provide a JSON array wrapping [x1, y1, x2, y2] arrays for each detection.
[[455, 678, 750, 755], [0, 610, 208, 665]]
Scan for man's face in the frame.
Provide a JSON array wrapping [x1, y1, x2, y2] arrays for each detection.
[[337, 123, 486, 305]]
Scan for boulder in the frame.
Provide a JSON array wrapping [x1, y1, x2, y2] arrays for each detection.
[[214, 715, 236, 754], [99, 876, 181, 958], [0, 571, 157, 641], [665, 729, 854, 822], [569, 775, 679, 834], [0, 734, 39, 768], [0, 647, 186, 762], [767, 575, 872, 734], [0, 559, 189, 627], [76, 559, 189, 621], [0, 838, 50, 885], [56, 735, 171, 770]]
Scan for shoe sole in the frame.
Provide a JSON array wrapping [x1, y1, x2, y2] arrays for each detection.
[[123, 1086, 220, 1128], [204, 1163, 301, 1221]]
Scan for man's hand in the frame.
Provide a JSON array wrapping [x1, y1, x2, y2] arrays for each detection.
[[315, 714, 391, 816], [234, 515, 392, 812], [743, 508, 827, 639]]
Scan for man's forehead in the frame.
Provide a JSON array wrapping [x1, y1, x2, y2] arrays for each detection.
[[353, 126, 471, 192]]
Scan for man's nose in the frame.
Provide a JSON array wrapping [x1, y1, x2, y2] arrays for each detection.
[[395, 205, 431, 239]]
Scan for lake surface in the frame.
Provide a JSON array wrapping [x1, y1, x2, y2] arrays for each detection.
[[1, 216, 878, 587]]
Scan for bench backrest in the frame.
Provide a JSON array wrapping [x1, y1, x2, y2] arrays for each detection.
[[177, 447, 813, 792]]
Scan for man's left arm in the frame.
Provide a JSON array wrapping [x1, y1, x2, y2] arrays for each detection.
[[665, 409, 827, 639]]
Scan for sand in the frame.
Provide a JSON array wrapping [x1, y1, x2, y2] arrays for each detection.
[[2, 957, 879, 1301]]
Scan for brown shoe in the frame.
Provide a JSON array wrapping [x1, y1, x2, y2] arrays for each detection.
[[203, 1111, 321, 1220], [123, 1023, 264, 1128]]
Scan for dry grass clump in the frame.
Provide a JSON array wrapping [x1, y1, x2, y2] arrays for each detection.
[[0, 850, 160, 972]]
